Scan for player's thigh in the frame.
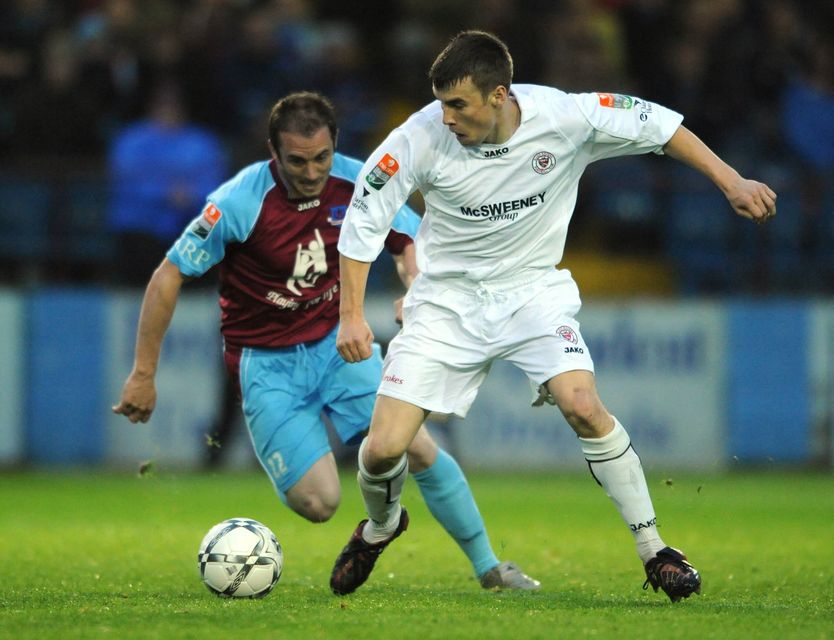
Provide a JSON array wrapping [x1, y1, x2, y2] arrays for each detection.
[[239, 353, 331, 498], [380, 301, 491, 416], [251, 405, 333, 500], [504, 291, 595, 387], [363, 394, 428, 471], [322, 343, 383, 446]]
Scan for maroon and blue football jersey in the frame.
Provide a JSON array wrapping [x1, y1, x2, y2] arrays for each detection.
[[167, 154, 419, 349]]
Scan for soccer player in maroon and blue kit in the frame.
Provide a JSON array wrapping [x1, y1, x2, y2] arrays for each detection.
[[113, 92, 539, 591]]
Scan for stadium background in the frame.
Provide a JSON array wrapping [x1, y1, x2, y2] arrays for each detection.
[[1, 0, 832, 471]]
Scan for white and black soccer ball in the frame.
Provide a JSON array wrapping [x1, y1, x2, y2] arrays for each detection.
[[197, 517, 283, 598]]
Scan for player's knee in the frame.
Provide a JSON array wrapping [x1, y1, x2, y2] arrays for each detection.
[[363, 437, 408, 476], [296, 498, 339, 523], [288, 490, 340, 523], [359, 433, 407, 475], [559, 389, 609, 437]]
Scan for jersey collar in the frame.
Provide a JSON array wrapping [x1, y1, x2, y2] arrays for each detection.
[[465, 88, 537, 156]]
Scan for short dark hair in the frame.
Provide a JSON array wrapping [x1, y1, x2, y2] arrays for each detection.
[[429, 30, 513, 98], [268, 92, 338, 152]]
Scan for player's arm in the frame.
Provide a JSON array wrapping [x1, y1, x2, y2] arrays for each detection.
[[662, 125, 777, 224], [112, 258, 187, 423], [337, 129, 423, 354], [336, 254, 374, 363]]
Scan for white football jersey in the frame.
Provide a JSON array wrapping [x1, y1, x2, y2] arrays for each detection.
[[338, 84, 683, 283]]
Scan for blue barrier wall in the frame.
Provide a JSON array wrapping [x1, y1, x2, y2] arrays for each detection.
[[727, 302, 810, 462], [0, 289, 826, 468], [26, 289, 108, 464]]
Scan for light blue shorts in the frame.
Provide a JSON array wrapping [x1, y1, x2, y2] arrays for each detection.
[[233, 327, 382, 498]]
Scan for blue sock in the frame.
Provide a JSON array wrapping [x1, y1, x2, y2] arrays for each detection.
[[412, 449, 499, 577]]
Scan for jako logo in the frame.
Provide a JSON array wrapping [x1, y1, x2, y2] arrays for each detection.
[[483, 147, 509, 158], [382, 374, 404, 384], [629, 516, 657, 532]]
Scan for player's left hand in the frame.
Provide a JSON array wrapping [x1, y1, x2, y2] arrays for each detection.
[[726, 177, 777, 224]]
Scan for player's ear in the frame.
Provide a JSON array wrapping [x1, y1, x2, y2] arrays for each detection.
[[267, 138, 279, 161], [332, 129, 340, 150], [490, 86, 507, 107]]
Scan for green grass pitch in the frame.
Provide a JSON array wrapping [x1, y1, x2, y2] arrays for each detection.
[[1, 468, 832, 639]]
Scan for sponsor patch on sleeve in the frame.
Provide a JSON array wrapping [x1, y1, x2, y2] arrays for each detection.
[[190, 203, 222, 239], [597, 92, 634, 109], [365, 153, 399, 191]]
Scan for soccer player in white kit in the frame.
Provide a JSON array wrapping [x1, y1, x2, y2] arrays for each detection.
[[329, 31, 777, 600]]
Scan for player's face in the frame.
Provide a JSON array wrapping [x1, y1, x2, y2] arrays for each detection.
[[433, 77, 502, 147], [271, 127, 334, 198]]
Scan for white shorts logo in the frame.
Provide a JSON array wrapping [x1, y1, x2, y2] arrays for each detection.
[[556, 325, 578, 344]]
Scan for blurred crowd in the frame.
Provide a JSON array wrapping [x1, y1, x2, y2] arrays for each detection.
[[1, 0, 833, 293]]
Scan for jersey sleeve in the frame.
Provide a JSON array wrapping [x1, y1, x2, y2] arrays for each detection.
[[166, 163, 266, 277], [331, 151, 421, 257], [165, 200, 240, 277], [572, 92, 684, 163], [337, 127, 420, 262]]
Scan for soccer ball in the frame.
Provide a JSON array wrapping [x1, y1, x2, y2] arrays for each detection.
[[197, 517, 283, 598]]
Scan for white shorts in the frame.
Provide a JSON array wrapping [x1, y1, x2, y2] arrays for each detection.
[[379, 268, 595, 417]]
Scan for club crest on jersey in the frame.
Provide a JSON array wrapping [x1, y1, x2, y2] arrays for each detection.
[[190, 203, 222, 239], [328, 205, 347, 225], [556, 325, 578, 344], [365, 153, 399, 190], [532, 151, 556, 175], [597, 92, 634, 109]]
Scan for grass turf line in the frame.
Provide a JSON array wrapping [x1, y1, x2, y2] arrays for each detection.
[[1, 470, 832, 639]]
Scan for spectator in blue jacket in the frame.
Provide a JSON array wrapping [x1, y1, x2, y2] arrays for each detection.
[[108, 79, 228, 286]]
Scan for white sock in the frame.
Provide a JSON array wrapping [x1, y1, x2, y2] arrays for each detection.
[[579, 418, 665, 563], [356, 437, 408, 544]]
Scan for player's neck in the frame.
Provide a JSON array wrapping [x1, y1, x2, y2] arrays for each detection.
[[489, 97, 520, 145]]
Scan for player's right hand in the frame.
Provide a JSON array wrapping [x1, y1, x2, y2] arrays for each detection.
[[726, 177, 777, 224], [336, 317, 374, 363], [112, 371, 156, 423]]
